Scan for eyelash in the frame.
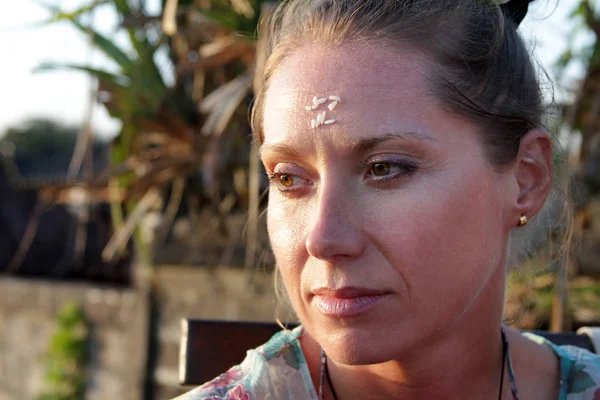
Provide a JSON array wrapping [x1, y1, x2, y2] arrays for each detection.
[[363, 160, 419, 188], [267, 172, 310, 195], [267, 159, 419, 195]]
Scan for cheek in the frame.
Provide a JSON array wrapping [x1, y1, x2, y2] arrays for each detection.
[[369, 166, 506, 303], [267, 197, 317, 322], [267, 195, 309, 293]]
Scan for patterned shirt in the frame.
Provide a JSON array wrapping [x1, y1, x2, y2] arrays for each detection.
[[175, 326, 600, 400]]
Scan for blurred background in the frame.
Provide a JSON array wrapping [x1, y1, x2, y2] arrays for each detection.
[[0, 0, 599, 399]]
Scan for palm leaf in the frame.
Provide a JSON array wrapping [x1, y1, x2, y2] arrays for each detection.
[[197, 1, 259, 33], [36, 0, 111, 23], [34, 62, 130, 87], [200, 74, 252, 136], [198, 8, 242, 32], [112, 0, 168, 88], [39, 2, 168, 108], [230, 0, 255, 19], [34, 63, 162, 119], [102, 187, 161, 262], [38, 3, 136, 73], [197, 34, 255, 68]]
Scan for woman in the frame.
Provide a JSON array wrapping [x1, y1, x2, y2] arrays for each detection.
[[178, 0, 600, 398]]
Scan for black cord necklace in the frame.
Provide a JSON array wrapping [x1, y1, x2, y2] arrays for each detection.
[[498, 327, 508, 400], [323, 328, 509, 400], [325, 357, 339, 400]]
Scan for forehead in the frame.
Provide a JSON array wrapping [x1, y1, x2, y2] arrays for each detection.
[[262, 43, 439, 146]]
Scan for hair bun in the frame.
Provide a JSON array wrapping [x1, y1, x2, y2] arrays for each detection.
[[499, 0, 535, 26]]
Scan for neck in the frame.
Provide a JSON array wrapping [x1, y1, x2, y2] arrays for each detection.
[[330, 325, 504, 400]]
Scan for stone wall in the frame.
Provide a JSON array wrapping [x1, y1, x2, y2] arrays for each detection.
[[0, 277, 147, 400], [151, 266, 289, 400], [0, 266, 290, 400]]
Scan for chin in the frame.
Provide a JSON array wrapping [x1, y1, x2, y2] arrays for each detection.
[[326, 336, 396, 365], [311, 317, 403, 365]]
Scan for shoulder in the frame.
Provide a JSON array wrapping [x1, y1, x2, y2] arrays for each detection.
[[174, 363, 250, 400], [174, 326, 316, 400], [552, 343, 600, 399], [523, 333, 600, 400]]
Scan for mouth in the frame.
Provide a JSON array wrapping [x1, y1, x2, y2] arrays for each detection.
[[310, 287, 390, 318]]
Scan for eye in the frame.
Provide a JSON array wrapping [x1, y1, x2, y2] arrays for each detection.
[[364, 158, 418, 187], [371, 163, 391, 177], [279, 174, 294, 187], [269, 172, 310, 194], [267, 163, 312, 195]]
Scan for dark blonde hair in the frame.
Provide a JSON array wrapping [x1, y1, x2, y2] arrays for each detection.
[[252, 0, 572, 314]]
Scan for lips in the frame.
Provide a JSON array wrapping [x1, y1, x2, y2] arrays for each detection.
[[311, 286, 389, 317], [311, 286, 388, 298]]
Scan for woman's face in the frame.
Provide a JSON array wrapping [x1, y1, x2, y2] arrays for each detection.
[[260, 43, 519, 364]]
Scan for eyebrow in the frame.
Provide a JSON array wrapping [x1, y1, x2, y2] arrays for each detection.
[[349, 131, 437, 153], [259, 143, 302, 160], [259, 131, 436, 159]]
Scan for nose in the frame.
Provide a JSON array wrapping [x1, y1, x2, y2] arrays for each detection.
[[305, 183, 366, 262]]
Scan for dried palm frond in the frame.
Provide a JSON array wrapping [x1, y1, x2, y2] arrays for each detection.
[[102, 187, 162, 262], [200, 74, 252, 136], [33, 0, 271, 267]]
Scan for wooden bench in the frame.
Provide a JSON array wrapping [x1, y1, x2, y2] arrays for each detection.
[[178, 319, 600, 386]]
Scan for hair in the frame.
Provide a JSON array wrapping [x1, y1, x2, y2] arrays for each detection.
[[250, 0, 573, 321]]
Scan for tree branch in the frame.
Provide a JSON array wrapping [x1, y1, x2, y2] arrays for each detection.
[[5, 201, 48, 274], [583, 0, 600, 39]]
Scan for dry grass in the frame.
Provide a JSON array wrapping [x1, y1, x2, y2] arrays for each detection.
[[505, 266, 600, 330]]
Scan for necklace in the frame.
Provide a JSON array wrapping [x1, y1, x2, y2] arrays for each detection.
[[318, 327, 518, 400]]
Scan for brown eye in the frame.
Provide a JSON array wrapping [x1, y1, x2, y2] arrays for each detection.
[[279, 174, 294, 187], [371, 163, 390, 177]]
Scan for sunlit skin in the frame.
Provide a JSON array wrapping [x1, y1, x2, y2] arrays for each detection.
[[260, 42, 557, 399]]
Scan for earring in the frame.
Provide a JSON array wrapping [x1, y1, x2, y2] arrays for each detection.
[[517, 215, 528, 227]]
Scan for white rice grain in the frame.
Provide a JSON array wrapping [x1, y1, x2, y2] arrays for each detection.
[[315, 97, 327, 105], [328, 96, 341, 102], [328, 101, 338, 111], [324, 119, 336, 125], [311, 119, 316, 129], [305, 106, 312, 111], [312, 104, 319, 110], [318, 111, 326, 125]]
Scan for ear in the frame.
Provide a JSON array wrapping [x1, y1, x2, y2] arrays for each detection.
[[512, 128, 553, 225]]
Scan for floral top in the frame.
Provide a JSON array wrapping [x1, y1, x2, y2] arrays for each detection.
[[174, 326, 600, 400]]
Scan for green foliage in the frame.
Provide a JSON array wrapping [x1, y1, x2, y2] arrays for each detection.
[[35, 1, 167, 126], [43, 0, 112, 23], [557, 48, 573, 70], [554, 0, 599, 82], [37, 302, 89, 400], [0, 118, 107, 180], [200, 0, 266, 33], [0, 119, 78, 157], [34, 1, 174, 262], [32, 0, 270, 265], [571, 281, 600, 310]]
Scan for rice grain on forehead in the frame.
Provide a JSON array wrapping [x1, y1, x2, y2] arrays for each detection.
[[320, 111, 327, 124]]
